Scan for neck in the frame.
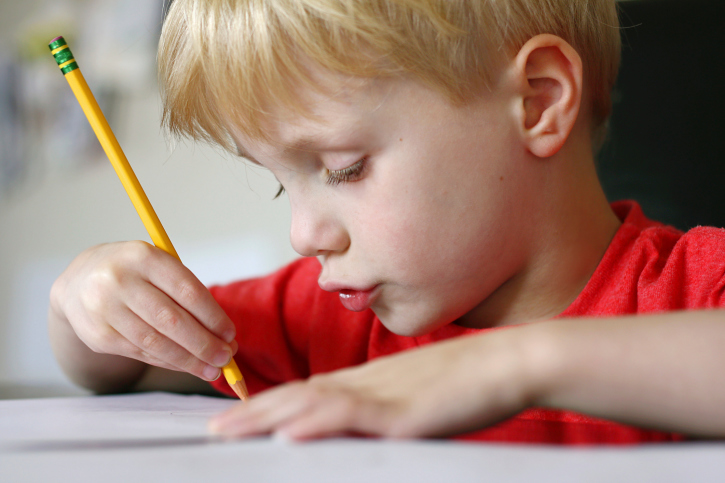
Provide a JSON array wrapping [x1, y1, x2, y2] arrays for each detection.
[[457, 132, 621, 329]]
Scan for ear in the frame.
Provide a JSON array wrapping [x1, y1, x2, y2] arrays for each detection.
[[510, 34, 583, 158]]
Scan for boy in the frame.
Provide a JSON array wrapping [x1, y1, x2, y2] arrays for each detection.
[[48, 0, 725, 444]]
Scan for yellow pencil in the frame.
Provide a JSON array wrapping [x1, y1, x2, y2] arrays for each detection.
[[49, 36, 249, 402]]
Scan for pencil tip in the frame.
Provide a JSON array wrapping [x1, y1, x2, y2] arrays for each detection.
[[230, 380, 249, 402]]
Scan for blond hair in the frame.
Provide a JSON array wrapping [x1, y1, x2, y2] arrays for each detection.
[[159, 0, 620, 152]]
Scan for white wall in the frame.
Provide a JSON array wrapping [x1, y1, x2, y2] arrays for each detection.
[[0, 0, 297, 386]]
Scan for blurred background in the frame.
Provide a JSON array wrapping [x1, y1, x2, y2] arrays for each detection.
[[0, 0, 297, 396], [598, 0, 725, 230], [0, 0, 723, 396]]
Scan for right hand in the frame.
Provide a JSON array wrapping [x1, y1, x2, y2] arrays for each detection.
[[49, 241, 238, 382]]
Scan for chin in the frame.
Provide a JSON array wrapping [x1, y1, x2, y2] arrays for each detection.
[[373, 307, 452, 337]]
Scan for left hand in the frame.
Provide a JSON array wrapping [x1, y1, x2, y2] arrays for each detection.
[[209, 326, 541, 440]]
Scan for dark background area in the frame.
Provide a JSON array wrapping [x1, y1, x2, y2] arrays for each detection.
[[597, 0, 725, 230]]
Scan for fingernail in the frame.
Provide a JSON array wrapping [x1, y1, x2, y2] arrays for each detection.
[[213, 350, 232, 367], [208, 418, 223, 434], [222, 329, 236, 343], [203, 365, 221, 381], [208, 416, 235, 436], [273, 430, 293, 445]]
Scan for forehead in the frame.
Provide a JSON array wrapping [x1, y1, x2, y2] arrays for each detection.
[[231, 68, 397, 156]]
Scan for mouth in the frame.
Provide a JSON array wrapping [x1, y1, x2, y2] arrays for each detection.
[[319, 282, 380, 312]]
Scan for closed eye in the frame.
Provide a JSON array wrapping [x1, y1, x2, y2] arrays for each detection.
[[326, 157, 368, 186], [273, 156, 368, 197]]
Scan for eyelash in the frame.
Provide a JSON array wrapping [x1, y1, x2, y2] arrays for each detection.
[[325, 157, 368, 186], [273, 184, 285, 199], [272, 156, 368, 199]]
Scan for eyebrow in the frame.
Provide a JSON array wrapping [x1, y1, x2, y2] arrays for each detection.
[[284, 136, 325, 153], [236, 131, 360, 166], [283, 132, 368, 158], [236, 137, 325, 165]]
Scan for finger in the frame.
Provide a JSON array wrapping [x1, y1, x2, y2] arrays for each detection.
[[78, 321, 181, 373], [143, 353, 188, 373], [124, 277, 233, 371], [209, 383, 315, 436], [276, 392, 393, 441], [110, 306, 223, 381], [230, 339, 239, 355], [128, 243, 237, 343]]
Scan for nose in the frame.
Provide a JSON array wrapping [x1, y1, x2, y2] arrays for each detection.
[[289, 197, 350, 257]]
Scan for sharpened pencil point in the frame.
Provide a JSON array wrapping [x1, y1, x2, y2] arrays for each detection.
[[222, 359, 249, 400], [230, 380, 249, 401]]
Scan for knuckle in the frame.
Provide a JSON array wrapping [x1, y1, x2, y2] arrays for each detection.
[[88, 264, 122, 294], [140, 331, 165, 353], [175, 280, 202, 306], [154, 306, 182, 332], [82, 267, 126, 314], [194, 338, 219, 362], [124, 240, 155, 263], [207, 313, 232, 335], [181, 357, 206, 377], [140, 351, 173, 370], [80, 286, 109, 317]]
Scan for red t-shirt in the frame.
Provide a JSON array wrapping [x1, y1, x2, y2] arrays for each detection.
[[209, 201, 725, 444]]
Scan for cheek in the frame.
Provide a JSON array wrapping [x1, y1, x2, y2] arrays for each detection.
[[359, 184, 463, 282], [348, 112, 523, 280], [353, 162, 520, 289]]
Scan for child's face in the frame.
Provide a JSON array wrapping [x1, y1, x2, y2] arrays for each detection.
[[232, 70, 536, 335]]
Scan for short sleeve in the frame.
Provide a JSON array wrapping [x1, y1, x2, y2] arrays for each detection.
[[650, 226, 725, 310]]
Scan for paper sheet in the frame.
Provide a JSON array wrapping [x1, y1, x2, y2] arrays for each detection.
[[1, 392, 725, 483], [0, 392, 235, 448]]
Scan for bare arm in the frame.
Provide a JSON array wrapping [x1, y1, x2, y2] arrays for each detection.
[[536, 310, 725, 436], [48, 301, 148, 393], [209, 310, 725, 440]]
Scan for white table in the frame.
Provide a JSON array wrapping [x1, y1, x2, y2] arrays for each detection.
[[1, 392, 723, 483]]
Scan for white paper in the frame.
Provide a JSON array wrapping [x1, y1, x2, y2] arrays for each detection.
[[0, 392, 236, 447]]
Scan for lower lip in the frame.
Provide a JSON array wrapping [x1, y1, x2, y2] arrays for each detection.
[[338, 287, 378, 312]]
